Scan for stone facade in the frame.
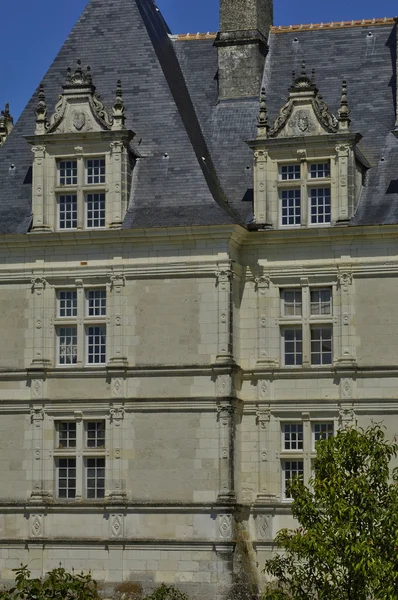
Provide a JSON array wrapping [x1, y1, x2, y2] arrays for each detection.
[[0, 0, 397, 598]]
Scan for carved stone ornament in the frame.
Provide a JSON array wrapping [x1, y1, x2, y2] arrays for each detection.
[[30, 514, 44, 538], [110, 514, 124, 538], [37, 60, 127, 136], [217, 375, 232, 398], [217, 404, 234, 426], [219, 514, 233, 539], [110, 406, 125, 425], [339, 407, 355, 429], [338, 272, 353, 289], [256, 408, 271, 429], [256, 514, 272, 540], [269, 62, 338, 138]]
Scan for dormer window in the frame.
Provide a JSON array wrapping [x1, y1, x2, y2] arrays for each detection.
[[27, 62, 136, 233], [249, 67, 368, 228], [278, 161, 331, 227]]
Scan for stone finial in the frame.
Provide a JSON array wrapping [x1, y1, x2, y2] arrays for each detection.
[[290, 60, 317, 93], [112, 79, 126, 130], [257, 86, 269, 139], [35, 84, 48, 135], [0, 103, 14, 146], [338, 79, 351, 130], [64, 60, 94, 88]]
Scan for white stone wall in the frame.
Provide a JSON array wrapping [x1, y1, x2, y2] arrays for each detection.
[[0, 226, 397, 596]]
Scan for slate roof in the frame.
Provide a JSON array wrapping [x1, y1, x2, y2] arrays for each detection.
[[0, 0, 397, 233]]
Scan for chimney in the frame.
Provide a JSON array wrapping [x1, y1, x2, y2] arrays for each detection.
[[215, 0, 273, 100]]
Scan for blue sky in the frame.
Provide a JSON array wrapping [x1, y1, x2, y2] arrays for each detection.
[[1, 0, 397, 120]]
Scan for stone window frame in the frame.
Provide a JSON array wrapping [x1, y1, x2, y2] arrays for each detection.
[[54, 285, 107, 367], [53, 416, 107, 501], [279, 284, 334, 368], [55, 154, 107, 231], [277, 159, 332, 228], [280, 417, 335, 501]]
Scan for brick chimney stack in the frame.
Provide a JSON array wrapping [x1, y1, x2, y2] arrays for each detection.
[[215, 0, 273, 100]]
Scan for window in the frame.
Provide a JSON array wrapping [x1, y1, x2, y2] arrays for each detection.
[[86, 421, 106, 448], [86, 458, 105, 498], [310, 188, 331, 224], [281, 420, 334, 499], [281, 189, 301, 226], [280, 287, 333, 367], [54, 420, 106, 500], [56, 157, 106, 230], [87, 158, 106, 184], [55, 288, 107, 366], [58, 195, 77, 229], [283, 423, 303, 450], [57, 422, 76, 448], [86, 193, 106, 228], [58, 160, 77, 186], [282, 328, 302, 366], [282, 460, 304, 499], [57, 458, 76, 499], [278, 161, 331, 227], [280, 164, 300, 180], [312, 422, 334, 449]]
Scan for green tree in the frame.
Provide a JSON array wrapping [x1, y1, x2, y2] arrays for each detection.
[[263, 424, 398, 600], [143, 583, 189, 600], [0, 565, 100, 600]]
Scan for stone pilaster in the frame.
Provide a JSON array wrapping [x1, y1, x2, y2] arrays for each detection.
[[253, 150, 269, 224], [30, 407, 45, 501], [109, 406, 126, 501], [108, 274, 127, 366], [31, 146, 51, 232], [336, 270, 356, 365], [255, 276, 277, 366], [335, 144, 350, 221], [216, 267, 233, 364], [217, 402, 236, 502], [31, 278, 50, 367]]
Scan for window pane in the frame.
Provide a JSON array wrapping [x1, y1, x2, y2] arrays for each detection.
[[85, 458, 105, 499], [58, 327, 77, 365], [87, 290, 107, 317], [281, 189, 301, 226], [86, 158, 106, 184], [57, 458, 76, 499], [86, 193, 106, 228], [283, 423, 303, 451], [58, 291, 77, 318], [59, 195, 77, 229], [311, 327, 333, 365], [283, 460, 304, 499], [310, 289, 332, 315], [57, 422, 76, 448], [59, 160, 77, 186], [282, 289, 302, 316], [313, 422, 334, 448], [283, 328, 302, 366], [87, 326, 106, 364], [280, 164, 300, 180], [309, 162, 330, 179], [86, 421, 106, 448], [310, 187, 331, 224]]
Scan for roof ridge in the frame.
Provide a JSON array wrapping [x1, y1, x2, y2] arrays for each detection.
[[271, 16, 396, 33], [172, 33, 217, 41]]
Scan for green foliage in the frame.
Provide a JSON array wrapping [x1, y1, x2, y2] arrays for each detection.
[[142, 583, 189, 600], [263, 424, 398, 600], [0, 565, 100, 600]]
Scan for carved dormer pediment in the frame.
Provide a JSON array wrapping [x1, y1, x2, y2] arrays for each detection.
[[35, 60, 126, 136], [269, 63, 338, 138]]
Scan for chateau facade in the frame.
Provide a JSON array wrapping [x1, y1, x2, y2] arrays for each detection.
[[0, 0, 397, 598]]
